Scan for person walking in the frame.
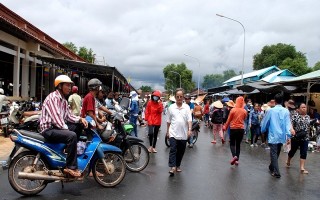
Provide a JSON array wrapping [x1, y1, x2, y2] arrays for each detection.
[[261, 93, 293, 178], [203, 100, 210, 127], [249, 103, 262, 147], [223, 100, 235, 140], [129, 91, 139, 137], [286, 102, 311, 174], [166, 88, 192, 176], [223, 96, 247, 166], [68, 86, 82, 116], [145, 90, 163, 153], [211, 100, 225, 144]]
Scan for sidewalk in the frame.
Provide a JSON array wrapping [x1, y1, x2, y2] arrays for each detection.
[[0, 135, 14, 161]]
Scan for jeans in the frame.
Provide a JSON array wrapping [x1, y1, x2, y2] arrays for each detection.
[[229, 129, 244, 159], [169, 138, 187, 168], [288, 139, 308, 159], [268, 143, 283, 175], [244, 119, 250, 140], [250, 124, 261, 144], [129, 115, 138, 137], [148, 125, 160, 148], [42, 123, 83, 169]]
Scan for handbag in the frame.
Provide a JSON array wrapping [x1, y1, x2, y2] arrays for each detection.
[[295, 130, 307, 140]]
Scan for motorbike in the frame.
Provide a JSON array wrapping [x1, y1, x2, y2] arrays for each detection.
[[1, 101, 40, 136], [95, 97, 149, 172], [165, 120, 200, 147], [7, 117, 126, 196]]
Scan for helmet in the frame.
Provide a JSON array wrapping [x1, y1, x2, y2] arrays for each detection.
[[152, 90, 161, 98], [0, 88, 4, 94], [88, 78, 102, 90], [184, 93, 191, 99], [54, 75, 73, 87], [72, 86, 78, 93]]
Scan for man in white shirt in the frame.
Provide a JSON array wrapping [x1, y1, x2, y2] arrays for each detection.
[[166, 88, 192, 176]]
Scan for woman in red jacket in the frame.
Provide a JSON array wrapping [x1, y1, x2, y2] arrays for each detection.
[[145, 90, 163, 153]]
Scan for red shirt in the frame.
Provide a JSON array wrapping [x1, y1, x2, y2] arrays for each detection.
[[145, 100, 163, 126], [81, 92, 96, 118], [203, 104, 209, 114]]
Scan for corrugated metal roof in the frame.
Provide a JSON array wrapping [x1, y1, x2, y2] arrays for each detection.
[[261, 69, 296, 83], [283, 70, 320, 82], [223, 66, 278, 84]]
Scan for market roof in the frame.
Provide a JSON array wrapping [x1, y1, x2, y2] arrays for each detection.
[[223, 66, 278, 84], [281, 69, 320, 83], [261, 69, 296, 83]]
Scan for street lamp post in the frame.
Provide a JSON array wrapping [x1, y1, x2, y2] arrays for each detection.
[[169, 71, 181, 88], [165, 78, 174, 92], [216, 14, 246, 85], [184, 54, 200, 96]]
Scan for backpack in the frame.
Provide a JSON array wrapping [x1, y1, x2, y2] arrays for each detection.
[[211, 109, 223, 124]]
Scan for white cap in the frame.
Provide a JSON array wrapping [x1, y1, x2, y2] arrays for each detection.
[[129, 91, 137, 97]]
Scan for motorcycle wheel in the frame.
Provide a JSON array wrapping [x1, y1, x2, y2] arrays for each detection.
[[165, 135, 170, 147], [93, 152, 126, 187], [8, 151, 48, 196], [190, 131, 199, 145], [124, 143, 149, 172]]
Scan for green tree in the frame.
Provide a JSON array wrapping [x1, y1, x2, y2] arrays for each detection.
[[312, 61, 320, 71], [163, 63, 195, 92], [140, 85, 152, 92], [223, 70, 237, 81], [202, 74, 224, 88], [253, 43, 311, 75], [78, 47, 95, 63], [63, 42, 78, 54]]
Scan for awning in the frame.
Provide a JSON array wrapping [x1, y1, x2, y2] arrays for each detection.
[[225, 89, 260, 95], [237, 82, 297, 93], [207, 85, 232, 94]]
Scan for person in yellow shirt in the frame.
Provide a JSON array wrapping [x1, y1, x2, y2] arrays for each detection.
[[68, 86, 81, 116]]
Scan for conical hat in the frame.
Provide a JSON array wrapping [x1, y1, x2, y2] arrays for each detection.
[[213, 100, 223, 109]]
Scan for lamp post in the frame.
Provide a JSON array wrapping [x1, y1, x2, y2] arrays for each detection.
[[216, 14, 246, 85], [184, 54, 200, 96], [169, 71, 181, 88], [165, 78, 174, 93]]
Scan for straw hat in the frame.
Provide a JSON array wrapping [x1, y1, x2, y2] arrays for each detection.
[[169, 96, 176, 102], [261, 104, 270, 111], [226, 100, 235, 108], [213, 100, 223, 109]]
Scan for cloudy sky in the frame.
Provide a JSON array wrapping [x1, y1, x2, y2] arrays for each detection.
[[2, 0, 320, 90]]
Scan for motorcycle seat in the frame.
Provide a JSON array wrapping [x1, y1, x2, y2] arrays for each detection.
[[19, 130, 46, 142], [22, 110, 41, 117]]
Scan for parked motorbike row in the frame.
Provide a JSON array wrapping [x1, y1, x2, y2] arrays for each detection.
[[5, 97, 150, 196]]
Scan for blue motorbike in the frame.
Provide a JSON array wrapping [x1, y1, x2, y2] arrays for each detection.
[[7, 118, 126, 196]]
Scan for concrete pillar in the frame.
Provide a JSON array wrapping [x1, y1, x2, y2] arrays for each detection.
[[13, 46, 20, 97], [21, 51, 29, 98], [30, 60, 36, 97]]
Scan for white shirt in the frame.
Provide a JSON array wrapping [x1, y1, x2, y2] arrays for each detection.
[[167, 103, 192, 140], [68, 93, 81, 116], [0, 94, 8, 112]]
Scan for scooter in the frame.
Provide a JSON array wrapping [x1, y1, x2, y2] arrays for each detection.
[[7, 117, 126, 196], [165, 120, 200, 147], [94, 97, 149, 172]]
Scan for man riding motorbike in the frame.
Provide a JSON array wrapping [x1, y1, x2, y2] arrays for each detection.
[[39, 75, 88, 177]]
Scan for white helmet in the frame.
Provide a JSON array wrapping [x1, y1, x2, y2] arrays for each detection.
[[54, 75, 73, 87], [0, 88, 4, 94]]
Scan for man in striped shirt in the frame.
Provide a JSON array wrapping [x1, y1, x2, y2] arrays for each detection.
[[40, 75, 88, 177]]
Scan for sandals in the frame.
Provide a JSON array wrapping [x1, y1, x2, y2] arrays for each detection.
[[169, 167, 176, 177], [64, 168, 82, 177], [176, 168, 182, 172], [301, 169, 309, 174], [286, 162, 290, 168]]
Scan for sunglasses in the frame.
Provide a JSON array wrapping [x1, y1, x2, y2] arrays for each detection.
[[176, 96, 184, 99]]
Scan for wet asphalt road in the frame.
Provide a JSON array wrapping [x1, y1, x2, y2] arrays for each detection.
[[1, 117, 320, 200]]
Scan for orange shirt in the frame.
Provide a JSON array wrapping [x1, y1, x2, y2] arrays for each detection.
[[224, 107, 247, 129]]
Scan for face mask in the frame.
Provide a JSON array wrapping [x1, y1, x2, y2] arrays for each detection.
[[152, 96, 159, 101]]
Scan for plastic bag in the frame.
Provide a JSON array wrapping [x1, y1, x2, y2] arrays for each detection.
[[77, 141, 86, 155]]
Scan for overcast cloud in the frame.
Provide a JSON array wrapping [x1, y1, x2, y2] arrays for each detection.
[[2, 0, 320, 90]]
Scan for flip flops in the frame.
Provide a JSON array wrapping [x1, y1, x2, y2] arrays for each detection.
[[301, 169, 309, 174], [64, 168, 82, 177]]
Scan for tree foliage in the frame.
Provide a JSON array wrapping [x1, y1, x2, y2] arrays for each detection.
[[202, 69, 237, 89], [163, 63, 195, 93], [63, 42, 96, 63], [139, 85, 152, 92], [253, 43, 311, 75], [312, 61, 320, 71]]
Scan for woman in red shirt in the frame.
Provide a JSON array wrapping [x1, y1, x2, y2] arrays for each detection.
[[145, 90, 163, 153], [203, 100, 210, 126]]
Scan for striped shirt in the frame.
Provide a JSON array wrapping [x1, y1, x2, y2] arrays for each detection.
[[40, 90, 80, 133]]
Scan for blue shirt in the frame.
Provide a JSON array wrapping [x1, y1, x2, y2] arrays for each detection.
[[261, 105, 291, 144], [130, 100, 139, 116], [249, 110, 261, 125]]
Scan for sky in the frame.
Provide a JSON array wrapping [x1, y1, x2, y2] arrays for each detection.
[[2, 0, 320, 90]]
